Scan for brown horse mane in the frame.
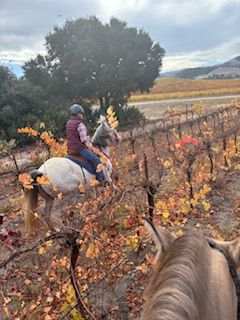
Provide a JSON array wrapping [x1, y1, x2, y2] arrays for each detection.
[[143, 230, 211, 320]]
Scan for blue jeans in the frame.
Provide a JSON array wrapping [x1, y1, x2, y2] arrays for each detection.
[[79, 148, 104, 182]]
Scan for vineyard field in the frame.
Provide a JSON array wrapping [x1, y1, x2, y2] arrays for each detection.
[[1, 100, 240, 319], [130, 77, 240, 102]]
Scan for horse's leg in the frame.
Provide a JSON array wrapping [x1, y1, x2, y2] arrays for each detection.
[[37, 186, 55, 231]]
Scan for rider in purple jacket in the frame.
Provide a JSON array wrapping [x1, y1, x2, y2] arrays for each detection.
[[66, 104, 104, 183]]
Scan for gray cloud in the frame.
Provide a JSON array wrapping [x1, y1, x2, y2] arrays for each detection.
[[0, 0, 239, 71]]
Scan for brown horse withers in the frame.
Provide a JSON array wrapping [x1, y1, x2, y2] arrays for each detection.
[[141, 219, 240, 320]]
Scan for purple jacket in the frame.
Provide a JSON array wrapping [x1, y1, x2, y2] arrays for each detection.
[[66, 116, 86, 154]]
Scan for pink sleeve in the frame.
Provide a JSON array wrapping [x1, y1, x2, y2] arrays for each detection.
[[77, 123, 89, 144]]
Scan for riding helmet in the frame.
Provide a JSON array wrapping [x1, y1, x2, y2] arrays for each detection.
[[69, 104, 85, 115]]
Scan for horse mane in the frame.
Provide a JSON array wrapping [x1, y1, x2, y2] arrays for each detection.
[[143, 231, 211, 320], [92, 118, 110, 147]]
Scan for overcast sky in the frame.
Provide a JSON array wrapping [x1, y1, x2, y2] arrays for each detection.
[[0, 0, 239, 75]]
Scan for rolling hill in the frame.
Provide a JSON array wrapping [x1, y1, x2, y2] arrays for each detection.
[[162, 56, 240, 80]]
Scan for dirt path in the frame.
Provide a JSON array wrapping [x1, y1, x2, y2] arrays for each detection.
[[186, 167, 240, 238], [208, 168, 240, 234], [130, 94, 240, 119]]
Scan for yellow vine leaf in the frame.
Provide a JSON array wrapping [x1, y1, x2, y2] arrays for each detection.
[[78, 183, 85, 193], [145, 255, 157, 268], [38, 246, 47, 256], [18, 127, 38, 137], [174, 229, 184, 237], [24, 279, 31, 285], [57, 193, 63, 200], [156, 200, 167, 211], [37, 176, 50, 185], [46, 240, 53, 247], [18, 173, 34, 190], [212, 146, 220, 153], [106, 106, 119, 129], [202, 200, 211, 212], [127, 235, 139, 252], [191, 197, 199, 207], [162, 210, 170, 220], [234, 163, 240, 170], [86, 242, 100, 259], [202, 184, 211, 194], [136, 263, 148, 274], [23, 184, 34, 190], [61, 283, 84, 320], [18, 173, 32, 184], [138, 225, 147, 237], [163, 159, 173, 169], [90, 179, 100, 187], [179, 198, 191, 214], [3, 305, 10, 317], [100, 156, 107, 164]]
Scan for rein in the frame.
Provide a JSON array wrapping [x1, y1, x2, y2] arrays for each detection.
[[208, 239, 240, 319], [92, 144, 110, 159]]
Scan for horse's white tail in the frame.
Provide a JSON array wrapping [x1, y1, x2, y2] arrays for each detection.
[[22, 170, 42, 233]]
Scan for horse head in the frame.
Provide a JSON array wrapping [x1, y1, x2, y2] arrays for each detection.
[[142, 218, 240, 320], [144, 218, 240, 269], [92, 115, 121, 150]]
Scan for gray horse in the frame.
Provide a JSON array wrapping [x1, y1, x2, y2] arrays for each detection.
[[23, 116, 120, 233], [141, 219, 240, 320]]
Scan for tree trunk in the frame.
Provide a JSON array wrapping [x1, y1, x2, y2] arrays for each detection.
[[104, 94, 110, 110], [99, 96, 104, 111]]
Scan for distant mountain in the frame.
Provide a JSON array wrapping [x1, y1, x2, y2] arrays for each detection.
[[174, 66, 217, 79], [222, 56, 240, 68], [161, 56, 240, 79], [160, 70, 178, 77]]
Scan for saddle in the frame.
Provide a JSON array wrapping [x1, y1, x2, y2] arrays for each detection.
[[67, 152, 95, 174]]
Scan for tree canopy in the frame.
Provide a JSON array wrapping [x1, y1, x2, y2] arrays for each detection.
[[0, 66, 67, 144], [24, 16, 165, 111], [0, 17, 165, 144]]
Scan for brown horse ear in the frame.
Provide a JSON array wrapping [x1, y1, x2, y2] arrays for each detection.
[[144, 218, 174, 260]]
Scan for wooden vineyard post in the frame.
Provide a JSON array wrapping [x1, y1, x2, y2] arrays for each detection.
[[221, 122, 228, 167], [197, 120, 202, 135], [144, 154, 156, 222], [204, 140, 214, 175], [166, 130, 171, 149], [185, 105, 188, 121], [130, 129, 135, 154], [213, 113, 216, 129], [186, 155, 194, 207], [189, 121, 194, 136], [178, 122, 182, 139], [69, 233, 96, 320], [234, 132, 238, 155]]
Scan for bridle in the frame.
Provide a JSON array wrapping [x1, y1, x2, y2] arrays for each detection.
[[97, 145, 110, 159], [208, 239, 240, 319]]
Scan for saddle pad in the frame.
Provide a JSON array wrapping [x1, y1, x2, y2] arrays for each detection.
[[66, 156, 95, 174]]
